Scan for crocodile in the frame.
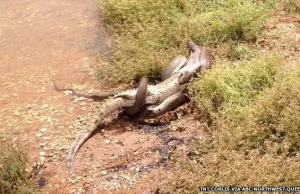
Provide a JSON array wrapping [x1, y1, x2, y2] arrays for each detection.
[[66, 40, 212, 171]]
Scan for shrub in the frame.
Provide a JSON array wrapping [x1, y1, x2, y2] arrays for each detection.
[[188, 53, 280, 123], [0, 144, 39, 194], [226, 68, 300, 156]]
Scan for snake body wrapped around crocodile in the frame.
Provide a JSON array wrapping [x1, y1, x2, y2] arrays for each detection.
[[66, 40, 212, 171]]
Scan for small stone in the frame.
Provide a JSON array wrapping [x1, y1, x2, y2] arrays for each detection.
[[40, 128, 47, 132], [39, 152, 46, 156], [104, 139, 110, 144], [77, 97, 86, 101], [36, 133, 42, 137], [135, 167, 140, 173], [88, 89, 93, 94], [113, 140, 119, 144], [101, 170, 107, 175], [43, 136, 51, 140], [63, 90, 72, 95], [42, 104, 48, 109], [13, 110, 21, 116], [38, 142, 47, 147]]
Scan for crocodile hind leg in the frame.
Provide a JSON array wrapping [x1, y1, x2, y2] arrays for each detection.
[[141, 92, 188, 118]]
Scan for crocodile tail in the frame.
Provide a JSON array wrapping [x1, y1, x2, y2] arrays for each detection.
[[66, 98, 130, 172], [66, 124, 97, 171]]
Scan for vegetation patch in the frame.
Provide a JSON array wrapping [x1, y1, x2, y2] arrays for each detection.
[[158, 148, 300, 193], [188, 53, 280, 124], [157, 66, 300, 193], [0, 144, 39, 194], [97, 0, 269, 84], [282, 0, 300, 13], [224, 68, 300, 155]]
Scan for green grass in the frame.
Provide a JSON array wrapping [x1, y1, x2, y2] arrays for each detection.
[[188, 53, 280, 124], [225, 68, 300, 155], [97, 0, 269, 85], [0, 144, 39, 194], [157, 64, 300, 194]]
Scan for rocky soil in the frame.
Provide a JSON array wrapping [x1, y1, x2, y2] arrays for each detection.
[[0, 1, 299, 193]]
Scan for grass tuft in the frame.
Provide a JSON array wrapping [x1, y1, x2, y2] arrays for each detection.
[[224, 68, 300, 155], [0, 143, 39, 194], [188, 53, 280, 124]]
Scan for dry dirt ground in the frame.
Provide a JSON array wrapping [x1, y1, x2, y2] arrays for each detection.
[[0, 1, 299, 194]]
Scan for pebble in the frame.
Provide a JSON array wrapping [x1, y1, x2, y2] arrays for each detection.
[[13, 110, 21, 116], [40, 128, 47, 132], [77, 97, 86, 101], [39, 152, 46, 156], [41, 104, 49, 109], [63, 91, 72, 95], [113, 140, 119, 144]]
